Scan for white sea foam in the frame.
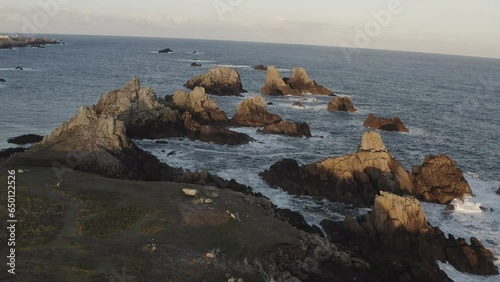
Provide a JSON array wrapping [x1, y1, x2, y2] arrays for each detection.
[[175, 59, 216, 63], [216, 64, 252, 69]]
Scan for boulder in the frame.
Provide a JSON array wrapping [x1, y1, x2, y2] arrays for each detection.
[[363, 113, 409, 132], [0, 78, 5, 82], [230, 96, 282, 127], [328, 96, 356, 112], [182, 112, 253, 145], [287, 67, 333, 95], [191, 63, 202, 67], [412, 155, 473, 204], [259, 121, 312, 138], [184, 67, 247, 96], [330, 192, 498, 276], [261, 66, 301, 96], [95, 77, 181, 139], [158, 48, 173, 53], [254, 65, 267, 71], [260, 132, 416, 206], [7, 134, 44, 145], [293, 102, 305, 108], [172, 87, 228, 124], [7, 106, 178, 181]]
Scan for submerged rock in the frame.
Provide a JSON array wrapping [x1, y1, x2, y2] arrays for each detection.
[[7, 134, 44, 145], [363, 113, 409, 132], [261, 66, 301, 96], [259, 121, 312, 138], [15, 66, 23, 70], [287, 67, 333, 95], [328, 96, 356, 112], [496, 188, 500, 195], [184, 67, 247, 96], [0, 78, 5, 82], [254, 65, 267, 71], [191, 63, 202, 67], [412, 155, 472, 204], [230, 96, 282, 127], [293, 101, 305, 108]]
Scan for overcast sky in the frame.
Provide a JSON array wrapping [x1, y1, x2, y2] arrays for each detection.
[[1, 0, 499, 59]]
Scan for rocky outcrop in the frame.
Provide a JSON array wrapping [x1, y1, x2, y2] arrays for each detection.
[[7, 134, 44, 145], [95, 77, 181, 139], [172, 87, 228, 124], [0, 147, 27, 162], [158, 48, 173, 53], [322, 192, 498, 277], [184, 67, 247, 96], [0, 36, 59, 49], [412, 155, 473, 204], [259, 121, 312, 138], [261, 66, 301, 96], [254, 65, 267, 71], [260, 132, 414, 206], [273, 208, 324, 237], [364, 113, 409, 132], [261, 131, 473, 206], [7, 106, 178, 181], [293, 101, 305, 108], [191, 63, 202, 67], [181, 112, 253, 145], [328, 96, 357, 112], [230, 96, 282, 127], [287, 67, 333, 95]]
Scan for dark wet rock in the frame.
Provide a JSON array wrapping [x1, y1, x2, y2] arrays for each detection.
[[158, 48, 173, 53], [267, 102, 273, 105], [254, 65, 267, 71], [328, 96, 357, 112], [230, 96, 282, 127], [496, 188, 500, 195], [191, 63, 202, 67], [261, 66, 301, 96], [155, 140, 168, 144], [0, 78, 5, 82], [364, 113, 409, 132], [259, 121, 312, 138], [15, 66, 23, 70], [413, 155, 473, 204], [184, 67, 247, 96], [274, 208, 324, 237], [324, 192, 498, 277], [293, 102, 305, 108], [7, 134, 44, 145], [0, 147, 27, 160], [287, 67, 333, 96]]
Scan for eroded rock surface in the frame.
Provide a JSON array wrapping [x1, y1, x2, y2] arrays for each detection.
[[261, 66, 301, 96], [184, 67, 246, 96], [328, 96, 356, 112], [230, 96, 282, 127], [259, 121, 312, 138], [287, 67, 333, 95], [364, 113, 409, 132]]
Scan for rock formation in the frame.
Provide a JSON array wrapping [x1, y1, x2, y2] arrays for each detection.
[[259, 121, 312, 138], [328, 96, 357, 112], [7, 106, 176, 181], [0, 78, 5, 82], [261, 66, 301, 96], [413, 155, 473, 204], [230, 96, 282, 127], [287, 67, 333, 95], [184, 67, 247, 96], [7, 134, 44, 145], [364, 113, 410, 132], [261, 131, 473, 206], [254, 65, 267, 71], [172, 87, 228, 124], [158, 48, 173, 53], [293, 101, 305, 108], [497, 188, 500, 195], [95, 77, 181, 139], [322, 192, 498, 277]]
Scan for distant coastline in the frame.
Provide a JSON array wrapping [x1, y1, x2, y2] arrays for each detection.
[[0, 34, 61, 49]]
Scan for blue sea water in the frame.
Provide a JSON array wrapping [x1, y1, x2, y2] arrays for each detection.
[[0, 34, 499, 280]]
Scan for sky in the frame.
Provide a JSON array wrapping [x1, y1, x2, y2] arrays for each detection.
[[1, 0, 499, 59]]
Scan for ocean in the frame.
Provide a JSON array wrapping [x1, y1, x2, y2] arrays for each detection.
[[1, 34, 499, 280]]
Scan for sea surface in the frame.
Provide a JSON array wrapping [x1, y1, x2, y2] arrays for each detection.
[[1, 34, 499, 280]]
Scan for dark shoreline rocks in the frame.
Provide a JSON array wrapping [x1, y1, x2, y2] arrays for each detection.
[[184, 67, 247, 96], [328, 96, 357, 112], [8, 134, 44, 145], [364, 113, 410, 132]]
